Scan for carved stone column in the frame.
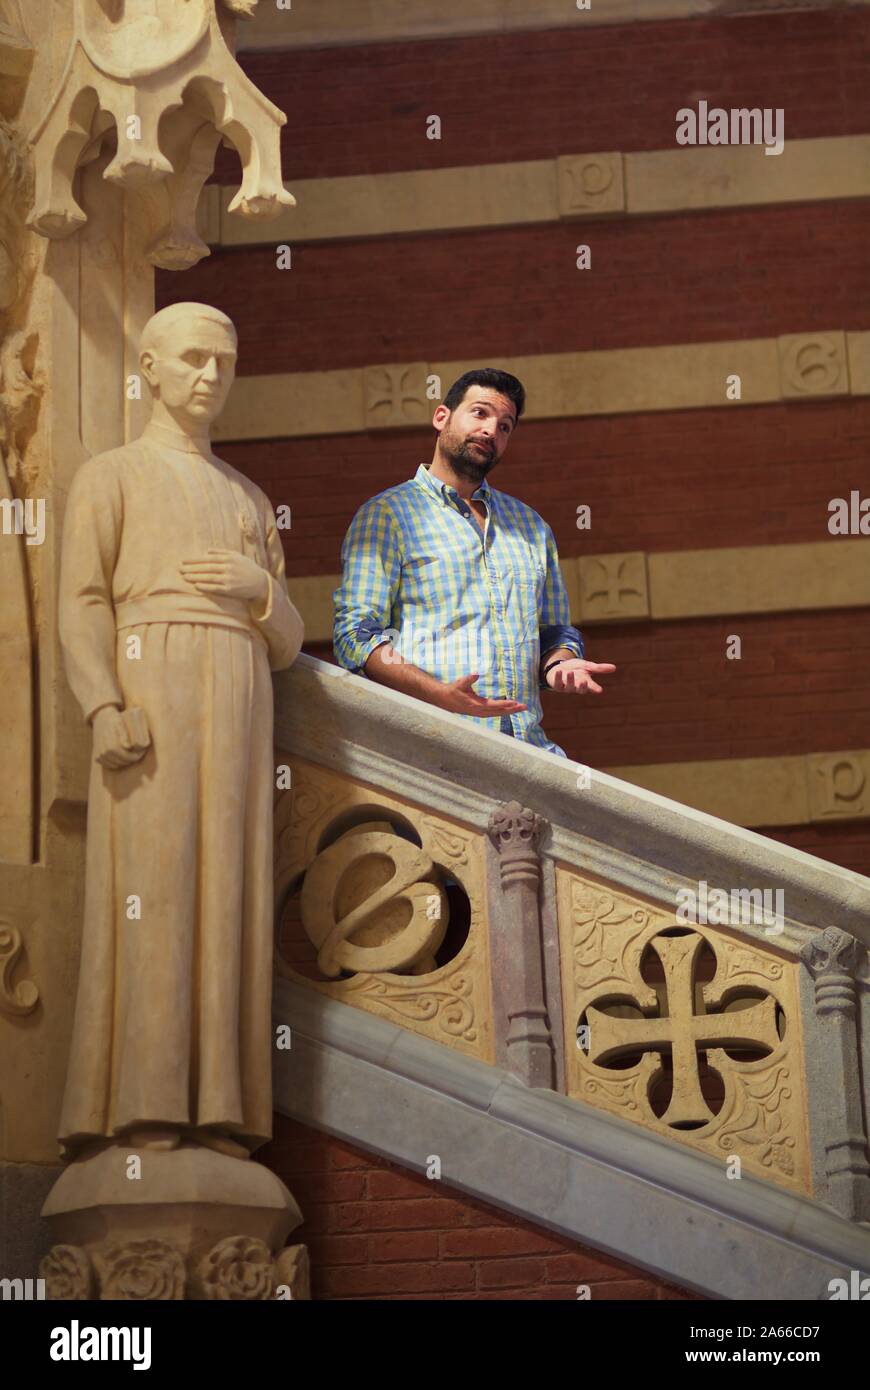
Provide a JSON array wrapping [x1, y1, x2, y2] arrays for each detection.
[[800, 927, 870, 1222], [487, 801, 554, 1088]]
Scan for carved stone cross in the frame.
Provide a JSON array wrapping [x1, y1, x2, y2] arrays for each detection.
[[585, 931, 781, 1127]]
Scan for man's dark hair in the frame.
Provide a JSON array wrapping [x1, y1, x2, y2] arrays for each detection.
[[442, 368, 525, 423]]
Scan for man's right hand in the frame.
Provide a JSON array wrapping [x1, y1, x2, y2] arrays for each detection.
[[437, 673, 527, 718], [92, 707, 150, 770]]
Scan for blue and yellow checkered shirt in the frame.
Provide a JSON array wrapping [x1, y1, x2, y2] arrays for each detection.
[[333, 462, 585, 757]]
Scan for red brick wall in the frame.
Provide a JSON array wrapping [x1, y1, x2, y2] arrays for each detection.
[[257, 1115, 699, 1300], [161, 203, 870, 378], [154, 9, 870, 876], [219, 10, 870, 181]]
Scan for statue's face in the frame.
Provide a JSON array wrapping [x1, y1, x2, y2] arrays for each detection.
[[143, 319, 237, 426]]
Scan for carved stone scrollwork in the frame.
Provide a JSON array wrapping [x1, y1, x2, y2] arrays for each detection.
[[274, 757, 494, 1060], [299, 828, 448, 979], [0, 921, 39, 1015], [27, 0, 295, 270]]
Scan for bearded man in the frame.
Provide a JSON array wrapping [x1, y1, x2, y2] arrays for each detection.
[[333, 368, 614, 757]]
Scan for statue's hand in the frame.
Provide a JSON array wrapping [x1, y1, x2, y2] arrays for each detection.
[[179, 548, 269, 603], [92, 707, 150, 770]]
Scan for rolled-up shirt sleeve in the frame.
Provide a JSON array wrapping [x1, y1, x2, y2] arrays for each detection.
[[333, 499, 402, 675], [538, 522, 584, 685]]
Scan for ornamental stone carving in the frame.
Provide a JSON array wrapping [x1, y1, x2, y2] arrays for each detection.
[[585, 930, 780, 1129], [0, 920, 39, 1016], [196, 1235, 275, 1301], [556, 152, 626, 218], [363, 362, 430, 429], [557, 868, 811, 1192], [777, 331, 849, 400], [807, 752, 870, 822], [274, 755, 494, 1061], [578, 552, 649, 622], [300, 829, 448, 978], [28, 0, 294, 270], [93, 1238, 186, 1301], [40, 1235, 311, 1300], [39, 1243, 94, 1300]]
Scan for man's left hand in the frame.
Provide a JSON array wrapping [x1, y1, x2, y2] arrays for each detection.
[[546, 658, 616, 694]]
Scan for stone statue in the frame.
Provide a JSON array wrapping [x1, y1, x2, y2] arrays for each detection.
[[58, 301, 304, 1161]]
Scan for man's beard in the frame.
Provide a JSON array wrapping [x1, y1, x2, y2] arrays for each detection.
[[440, 427, 496, 483]]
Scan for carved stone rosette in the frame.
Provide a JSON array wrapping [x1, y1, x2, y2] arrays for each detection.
[[800, 927, 870, 1221], [273, 755, 494, 1062], [40, 1237, 310, 1301], [487, 800, 555, 1088], [556, 866, 812, 1193]]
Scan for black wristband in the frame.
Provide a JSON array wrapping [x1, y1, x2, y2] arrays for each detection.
[[542, 657, 567, 678]]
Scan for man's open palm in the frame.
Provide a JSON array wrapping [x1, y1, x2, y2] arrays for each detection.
[[440, 673, 527, 718], [546, 659, 616, 694]]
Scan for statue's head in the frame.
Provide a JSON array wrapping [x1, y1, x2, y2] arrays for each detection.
[[139, 302, 237, 432]]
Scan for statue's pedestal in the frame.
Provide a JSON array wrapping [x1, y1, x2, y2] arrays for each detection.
[[39, 1143, 308, 1300]]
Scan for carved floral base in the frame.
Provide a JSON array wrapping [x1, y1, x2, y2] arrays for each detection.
[[39, 1141, 309, 1300], [40, 1236, 309, 1301]]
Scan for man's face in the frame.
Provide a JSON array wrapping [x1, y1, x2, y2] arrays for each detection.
[[435, 387, 517, 484], [142, 320, 237, 426]]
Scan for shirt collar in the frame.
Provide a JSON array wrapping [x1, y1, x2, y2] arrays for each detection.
[[414, 462, 492, 508], [143, 418, 215, 460]]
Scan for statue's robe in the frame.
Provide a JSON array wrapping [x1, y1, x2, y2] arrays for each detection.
[[58, 419, 303, 1154]]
